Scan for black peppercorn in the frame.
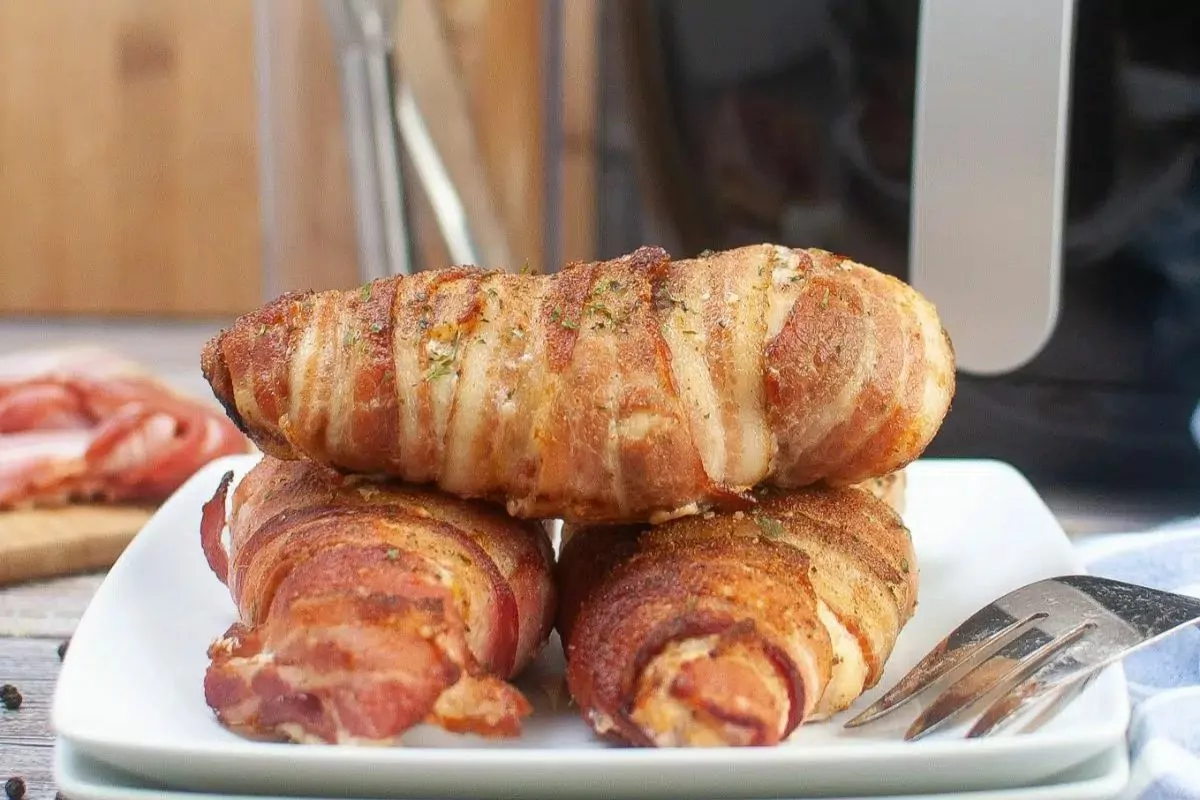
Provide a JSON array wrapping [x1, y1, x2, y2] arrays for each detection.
[[0, 684, 20, 710], [58, 639, 70, 660], [4, 776, 25, 800]]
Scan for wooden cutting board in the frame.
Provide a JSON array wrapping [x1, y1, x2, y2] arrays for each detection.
[[0, 505, 155, 587]]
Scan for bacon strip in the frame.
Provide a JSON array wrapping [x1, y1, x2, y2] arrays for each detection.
[[200, 470, 234, 585], [557, 484, 917, 747], [201, 456, 555, 744], [0, 347, 249, 509], [201, 245, 955, 525]]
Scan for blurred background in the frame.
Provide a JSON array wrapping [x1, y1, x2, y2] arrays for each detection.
[[2, 0, 1200, 530], [0, 0, 581, 313]]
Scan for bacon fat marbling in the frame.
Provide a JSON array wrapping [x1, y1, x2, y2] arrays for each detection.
[[201, 245, 954, 524], [199, 457, 556, 744], [557, 484, 917, 747]]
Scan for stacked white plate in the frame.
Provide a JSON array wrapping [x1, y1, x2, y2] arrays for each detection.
[[53, 458, 1132, 799]]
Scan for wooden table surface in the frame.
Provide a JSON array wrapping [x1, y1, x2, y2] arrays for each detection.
[[1, 573, 104, 799]]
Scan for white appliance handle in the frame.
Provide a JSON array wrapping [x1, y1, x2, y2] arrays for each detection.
[[909, 0, 1076, 375]]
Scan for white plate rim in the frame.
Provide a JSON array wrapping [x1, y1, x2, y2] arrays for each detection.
[[53, 736, 1132, 800]]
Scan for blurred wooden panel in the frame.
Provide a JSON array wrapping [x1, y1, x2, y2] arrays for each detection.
[[0, 0, 600, 310], [0, 0, 262, 316], [562, 0, 599, 264], [256, 0, 360, 297], [396, 0, 514, 271], [440, 0, 544, 271], [429, 0, 598, 272]]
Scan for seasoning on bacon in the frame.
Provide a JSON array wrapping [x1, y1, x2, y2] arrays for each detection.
[[557, 484, 917, 747], [202, 244, 954, 525]]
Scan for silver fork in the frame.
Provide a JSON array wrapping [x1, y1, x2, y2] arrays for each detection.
[[844, 574, 1200, 740]]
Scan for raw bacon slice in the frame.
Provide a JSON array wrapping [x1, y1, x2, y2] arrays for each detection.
[[201, 456, 556, 744], [0, 347, 249, 509]]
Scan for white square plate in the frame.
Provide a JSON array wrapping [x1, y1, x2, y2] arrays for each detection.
[[53, 737, 1131, 800], [53, 457, 1130, 799]]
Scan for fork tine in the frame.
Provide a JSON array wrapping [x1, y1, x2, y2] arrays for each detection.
[[905, 620, 1095, 741], [1015, 673, 1098, 735], [854, 575, 1200, 738], [966, 669, 1095, 739], [844, 611, 1048, 728], [970, 583, 1200, 738]]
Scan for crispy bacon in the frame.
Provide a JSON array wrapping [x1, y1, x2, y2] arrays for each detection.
[[557, 484, 917, 747], [200, 470, 234, 584], [200, 456, 555, 744], [201, 245, 955, 524], [0, 347, 249, 509]]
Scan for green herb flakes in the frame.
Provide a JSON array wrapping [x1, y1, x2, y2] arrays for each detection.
[[550, 306, 578, 330], [423, 327, 462, 381], [754, 515, 786, 539], [425, 357, 455, 381], [586, 301, 614, 321]]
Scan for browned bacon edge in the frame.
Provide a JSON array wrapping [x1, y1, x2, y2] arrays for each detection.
[[199, 244, 955, 525], [198, 459, 554, 744]]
